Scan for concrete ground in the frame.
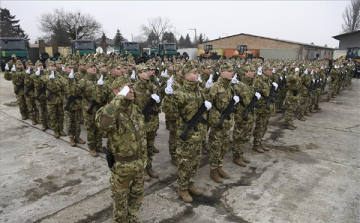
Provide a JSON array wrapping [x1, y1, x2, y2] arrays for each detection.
[[0, 72, 359, 223]]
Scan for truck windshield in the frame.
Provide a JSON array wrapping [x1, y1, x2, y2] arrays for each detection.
[[74, 42, 94, 50], [123, 43, 139, 50], [0, 40, 26, 50], [163, 44, 176, 50]]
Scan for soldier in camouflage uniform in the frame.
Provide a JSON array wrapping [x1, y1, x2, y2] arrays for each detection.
[[4, 60, 28, 119], [327, 64, 339, 101], [44, 61, 67, 138], [163, 63, 211, 202], [232, 64, 256, 167], [284, 67, 301, 130], [133, 63, 161, 181], [298, 67, 312, 121], [77, 62, 107, 157], [63, 62, 86, 147], [24, 60, 38, 125], [96, 77, 147, 223], [32, 61, 48, 131], [207, 63, 238, 183], [252, 63, 276, 153], [162, 63, 184, 166]]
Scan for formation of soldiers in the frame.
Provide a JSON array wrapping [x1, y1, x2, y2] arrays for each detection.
[[3, 53, 357, 223]]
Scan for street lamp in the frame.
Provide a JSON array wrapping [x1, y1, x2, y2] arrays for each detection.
[[188, 28, 197, 45], [75, 12, 80, 40]]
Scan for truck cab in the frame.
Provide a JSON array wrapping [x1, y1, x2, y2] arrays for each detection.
[[121, 42, 140, 57], [158, 43, 178, 57], [71, 40, 96, 56], [0, 38, 28, 71]]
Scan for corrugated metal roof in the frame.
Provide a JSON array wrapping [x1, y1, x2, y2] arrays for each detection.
[[199, 33, 334, 50], [332, 30, 360, 40]]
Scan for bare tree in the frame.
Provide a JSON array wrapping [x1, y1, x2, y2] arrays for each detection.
[[140, 16, 172, 46], [342, 0, 360, 33], [38, 8, 102, 45]]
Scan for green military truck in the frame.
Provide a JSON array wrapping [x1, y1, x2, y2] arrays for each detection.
[[71, 40, 96, 56], [157, 43, 178, 58], [0, 37, 29, 71]]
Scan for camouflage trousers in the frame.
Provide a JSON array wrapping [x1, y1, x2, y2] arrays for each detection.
[[306, 93, 316, 112], [167, 118, 177, 160], [110, 161, 144, 223], [298, 95, 308, 118], [233, 114, 255, 158], [284, 96, 298, 126], [314, 90, 322, 109], [176, 140, 202, 190], [327, 83, 335, 100], [335, 81, 341, 94], [35, 99, 47, 125], [65, 109, 81, 138], [16, 91, 27, 117], [253, 112, 271, 146], [276, 88, 287, 110], [145, 131, 155, 170], [83, 111, 102, 150], [47, 103, 64, 132], [25, 95, 38, 121], [209, 125, 231, 169]]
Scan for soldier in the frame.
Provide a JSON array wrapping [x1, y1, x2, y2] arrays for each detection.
[[133, 63, 161, 181], [77, 62, 106, 157], [232, 64, 258, 166], [96, 77, 147, 223], [24, 60, 38, 125], [284, 67, 301, 130], [327, 64, 339, 101], [63, 62, 86, 147], [298, 67, 311, 121], [207, 63, 238, 183], [44, 61, 67, 138], [164, 63, 211, 202], [252, 63, 277, 153], [32, 61, 48, 131], [4, 60, 28, 120]]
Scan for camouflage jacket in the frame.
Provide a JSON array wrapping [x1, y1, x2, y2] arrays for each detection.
[[133, 79, 160, 132], [95, 95, 147, 169], [63, 75, 82, 111], [173, 80, 206, 142], [162, 74, 183, 120], [24, 69, 35, 97], [285, 72, 301, 100], [299, 73, 311, 96], [31, 70, 47, 101], [253, 74, 272, 113], [44, 71, 64, 105], [232, 77, 255, 119], [207, 77, 233, 129], [4, 69, 25, 95]]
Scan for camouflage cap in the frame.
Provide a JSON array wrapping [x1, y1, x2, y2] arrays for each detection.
[[86, 61, 96, 69], [111, 76, 131, 89], [65, 61, 74, 67], [55, 59, 62, 65], [25, 60, 33, 66], [35, 60, 42, 67], [148, 63, 156, 70], [173, 63, 183, 72], [97, 62, 106, 68], [219, 63, 234, 73], [182, 63, 197, 75], [136, 63, 148, 72], [15, 60, 23, 66], [11, 54, 17, 58], [47, 61, 55, 67], [200, 63, 212, 70]]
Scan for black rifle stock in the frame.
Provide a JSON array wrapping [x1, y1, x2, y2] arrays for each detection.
[[35, 86, 46, 100], [218, 98, 237, 129], [142, 98, 157, 122], [86, 100, 100, 115], [102, 146, 115, 168], [64, 96, 82, 111], [14, 82, 24, 95], [24, 83, 34, 96], [243, 95, 257, 121], [180, 103, 207, 141], [266, 85, 276, 110], [46, 90, 53, 101]]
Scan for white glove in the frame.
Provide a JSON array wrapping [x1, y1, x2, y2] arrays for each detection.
[[97, 74, 104, 85], [49, 71, 55, 79], [5, 63, 9, 70], [206, 74, 213, 89], [327, 77, 330, 81], [161, 62, 164, 66], [165, 86, 173, 95], [285, 76, 287, 79], [151, 93, 161, 103], [237, 64, 241, 68], [304, 69, 308, 75], [255, 92, 261, 100], [131, 70, 136, 80], [320, 78, 322, 81], [62, 65, 65, 72], [280, 76, 283, 81], [26, 67, 31, 74], [198, 75, 202, 83], [231, 74, 239, 84], [164, 69, 168, 76], [11, 65, 16, 72], [272, 68, 276, 73], [69, 69, 74, 79], [204, 100, 212, 110], [312, 79, 315, 83], [257, 67, 262, 75], [295, 67, 299, 72], [272, 82, 278, 90], [161, 70, 167, 78], [283, 67, 287, 72], [216, 71, 219, 75], [156, 67, 159, 70], [118, 86, 130, 96], [35, 68, 40, 76], [311, 70, 314, 75], [233, 95, 240, 105]]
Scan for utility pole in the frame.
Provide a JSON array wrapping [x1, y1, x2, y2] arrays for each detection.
[[75, 12, 80, 40], [188, 28, 197, 46]]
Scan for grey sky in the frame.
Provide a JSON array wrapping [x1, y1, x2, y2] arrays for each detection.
[[2, 1, 351, 48]]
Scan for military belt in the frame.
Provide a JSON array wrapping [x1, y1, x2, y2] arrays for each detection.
[[115, 154, 143, 162]]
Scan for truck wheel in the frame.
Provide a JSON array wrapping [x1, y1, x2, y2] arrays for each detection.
[[1, 62, 5, 72]]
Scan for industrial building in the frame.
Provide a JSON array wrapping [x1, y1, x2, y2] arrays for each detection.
[[332, 30, 360, 50], [196, 33, 334, 60]]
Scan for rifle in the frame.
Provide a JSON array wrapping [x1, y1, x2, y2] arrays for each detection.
[[322, 77, 327, 91], [213, 72, 220, 82], [14, 82, 24, 95], [46, 89, 53, 101], [243, 95, 257, 121], [102, 146, 115, 168], [86, 99, 100, 115], [307, 81, 314, 96], [64, 96, 82, 111], [180, 103, 208, 141], [142, 98, 158, 122], [218, 98, 237, 129], [24, 83, 34, 96], [35, 85, 47, 100], [266, 85, 276, 110]]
